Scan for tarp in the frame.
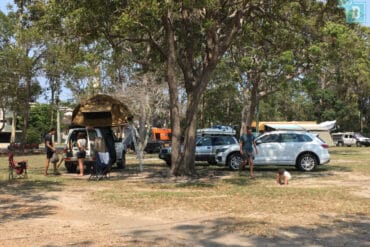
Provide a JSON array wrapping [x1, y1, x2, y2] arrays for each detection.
[[72, 94, 131, 127]]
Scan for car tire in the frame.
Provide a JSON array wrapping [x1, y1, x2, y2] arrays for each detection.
[[65, 161, 77, 173], [296, 153, 318, 172], [117, 150, 126, 169], [356, 141, 362, 147], [166, 161, 171, 167], [227, 153, 243, 171]]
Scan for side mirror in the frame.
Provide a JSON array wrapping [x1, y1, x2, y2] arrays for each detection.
[[255, 140, 262, 145]]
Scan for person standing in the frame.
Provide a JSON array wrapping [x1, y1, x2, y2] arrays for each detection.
[[44, 128, 57, 176], [77, 132, 87, 176], [239, 126, 258, 178]]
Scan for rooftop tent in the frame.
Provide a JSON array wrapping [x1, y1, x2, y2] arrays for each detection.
[[72, 94, 132, 127]]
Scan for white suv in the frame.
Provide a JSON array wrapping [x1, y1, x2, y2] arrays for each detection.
[[63, 127, 126, 173], [215, 131, 330, 172]]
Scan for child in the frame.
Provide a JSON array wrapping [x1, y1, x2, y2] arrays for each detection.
[[277, 169, 291, 185]]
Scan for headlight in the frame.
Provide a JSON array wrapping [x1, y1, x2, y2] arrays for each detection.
[[216, 148, 227, 153]]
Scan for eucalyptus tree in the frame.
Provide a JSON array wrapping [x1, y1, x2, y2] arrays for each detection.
[[40, 0, 271, 176], [3, 1, 45, 149], [304, 22, 370, 132], [225, 0, 349, 133]]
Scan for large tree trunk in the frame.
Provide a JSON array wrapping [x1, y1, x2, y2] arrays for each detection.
[[21, 77, 31, 152], [162, 14, 182, 176]]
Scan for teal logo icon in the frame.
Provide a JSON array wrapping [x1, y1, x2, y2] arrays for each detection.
[[341, 0, 367, 24]]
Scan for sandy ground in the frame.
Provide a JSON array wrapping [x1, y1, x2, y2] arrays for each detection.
[[1, 170, 369, 247]]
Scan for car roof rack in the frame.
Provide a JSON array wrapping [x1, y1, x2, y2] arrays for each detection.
[[197, 126, 236, 136]]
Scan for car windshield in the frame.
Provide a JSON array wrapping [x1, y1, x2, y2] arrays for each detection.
[[354, 133, 364, 138]]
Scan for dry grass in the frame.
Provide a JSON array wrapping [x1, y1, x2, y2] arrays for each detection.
[[1, 147, 369, 236]]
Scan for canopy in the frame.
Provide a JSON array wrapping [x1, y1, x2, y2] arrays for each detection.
[[71, 94, 131, 127]]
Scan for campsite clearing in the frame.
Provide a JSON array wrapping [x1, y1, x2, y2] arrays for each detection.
[[0, 147, 369, 246]]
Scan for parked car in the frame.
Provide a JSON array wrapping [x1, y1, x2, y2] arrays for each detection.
[[215, 131, 330, 172], [63, 127, 126, 173], [331, 132, 370, 147], [159, 132, 238, 166], [353, 133, 370, 147]]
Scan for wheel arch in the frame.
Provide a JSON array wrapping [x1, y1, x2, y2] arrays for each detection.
[[226, 151, 242, 165], [296, 151, 319, 166]]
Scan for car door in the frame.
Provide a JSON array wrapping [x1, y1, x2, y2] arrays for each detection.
[[279, 133, 302, 164], [195, 136, 213, 161], [255, 133, 282, 165]]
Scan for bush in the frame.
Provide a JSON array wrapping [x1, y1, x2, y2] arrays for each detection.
[[26, 128, 41, 144]]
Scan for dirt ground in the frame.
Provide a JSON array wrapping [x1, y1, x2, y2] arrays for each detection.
[[1, 162, 369, 246]]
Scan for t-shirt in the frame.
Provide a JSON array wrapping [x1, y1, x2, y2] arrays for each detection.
[[77, 139, 87, 151], [240, 133, 255, 153], [44, 133, 53, 152], [283, 171, 292, 179]]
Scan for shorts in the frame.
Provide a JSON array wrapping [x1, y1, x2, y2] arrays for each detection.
[[241, 151, 254, 160], [77, 150, 86, 159], [46, 150, 54, 159]]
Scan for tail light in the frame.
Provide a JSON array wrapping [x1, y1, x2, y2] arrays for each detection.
[[321, 144, 329, 149]]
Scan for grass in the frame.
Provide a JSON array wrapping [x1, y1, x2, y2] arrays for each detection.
[[1, 147, 369, 235]]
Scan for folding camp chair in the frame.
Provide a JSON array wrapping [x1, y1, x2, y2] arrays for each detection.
[[89, 152, 111, 181], [8, 152, 28, 181]]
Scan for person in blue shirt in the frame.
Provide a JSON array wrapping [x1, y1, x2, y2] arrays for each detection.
[[239, 126, 258, 178]]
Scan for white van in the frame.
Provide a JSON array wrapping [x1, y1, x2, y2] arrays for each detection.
[[63, 127, 126, 173]]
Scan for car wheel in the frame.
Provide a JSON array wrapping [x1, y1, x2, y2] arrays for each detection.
[[65, 161, 77, 173], [117, 150, 126, 169], [166, 161, 171, 167], [356, 141, 362, 147], [227, 153, 243, 171], [297, 153, 317, 172]]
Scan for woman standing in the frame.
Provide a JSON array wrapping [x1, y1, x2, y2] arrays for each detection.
[[77, 132, 87, 176]]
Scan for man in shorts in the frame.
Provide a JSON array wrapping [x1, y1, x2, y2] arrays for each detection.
[[44, 128, 58, 176], [239, 126, 258, 178]]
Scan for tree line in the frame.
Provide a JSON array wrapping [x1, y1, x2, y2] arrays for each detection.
[[0, 0, 369, 176]]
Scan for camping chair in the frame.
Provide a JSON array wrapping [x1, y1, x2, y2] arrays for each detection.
[[89, 152, 111, 181], [8, 152, 28, 181]]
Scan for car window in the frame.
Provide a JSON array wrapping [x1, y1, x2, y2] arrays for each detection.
[[258, 134, 280, 143], [197, 137, 212, 146], [280, 133, 298, 143], [212, 137, 225, 145], [297, 134, 312, 142], [223, 136, 237, 144], [88, 129, 97, 141], [212, 136, 237, 145]]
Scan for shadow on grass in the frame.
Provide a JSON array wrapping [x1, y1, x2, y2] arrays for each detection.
[[124, 214, 370, 247], [0, 180, 63, 222]]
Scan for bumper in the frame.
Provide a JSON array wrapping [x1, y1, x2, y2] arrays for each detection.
[[320, 153, 331, 165], [215, 153, 227, 165]]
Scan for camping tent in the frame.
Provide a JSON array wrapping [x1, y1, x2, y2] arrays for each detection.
[[71, 94, 132, 127]]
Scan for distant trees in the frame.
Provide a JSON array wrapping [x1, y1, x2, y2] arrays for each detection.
[[1, 0, 369, 166]]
